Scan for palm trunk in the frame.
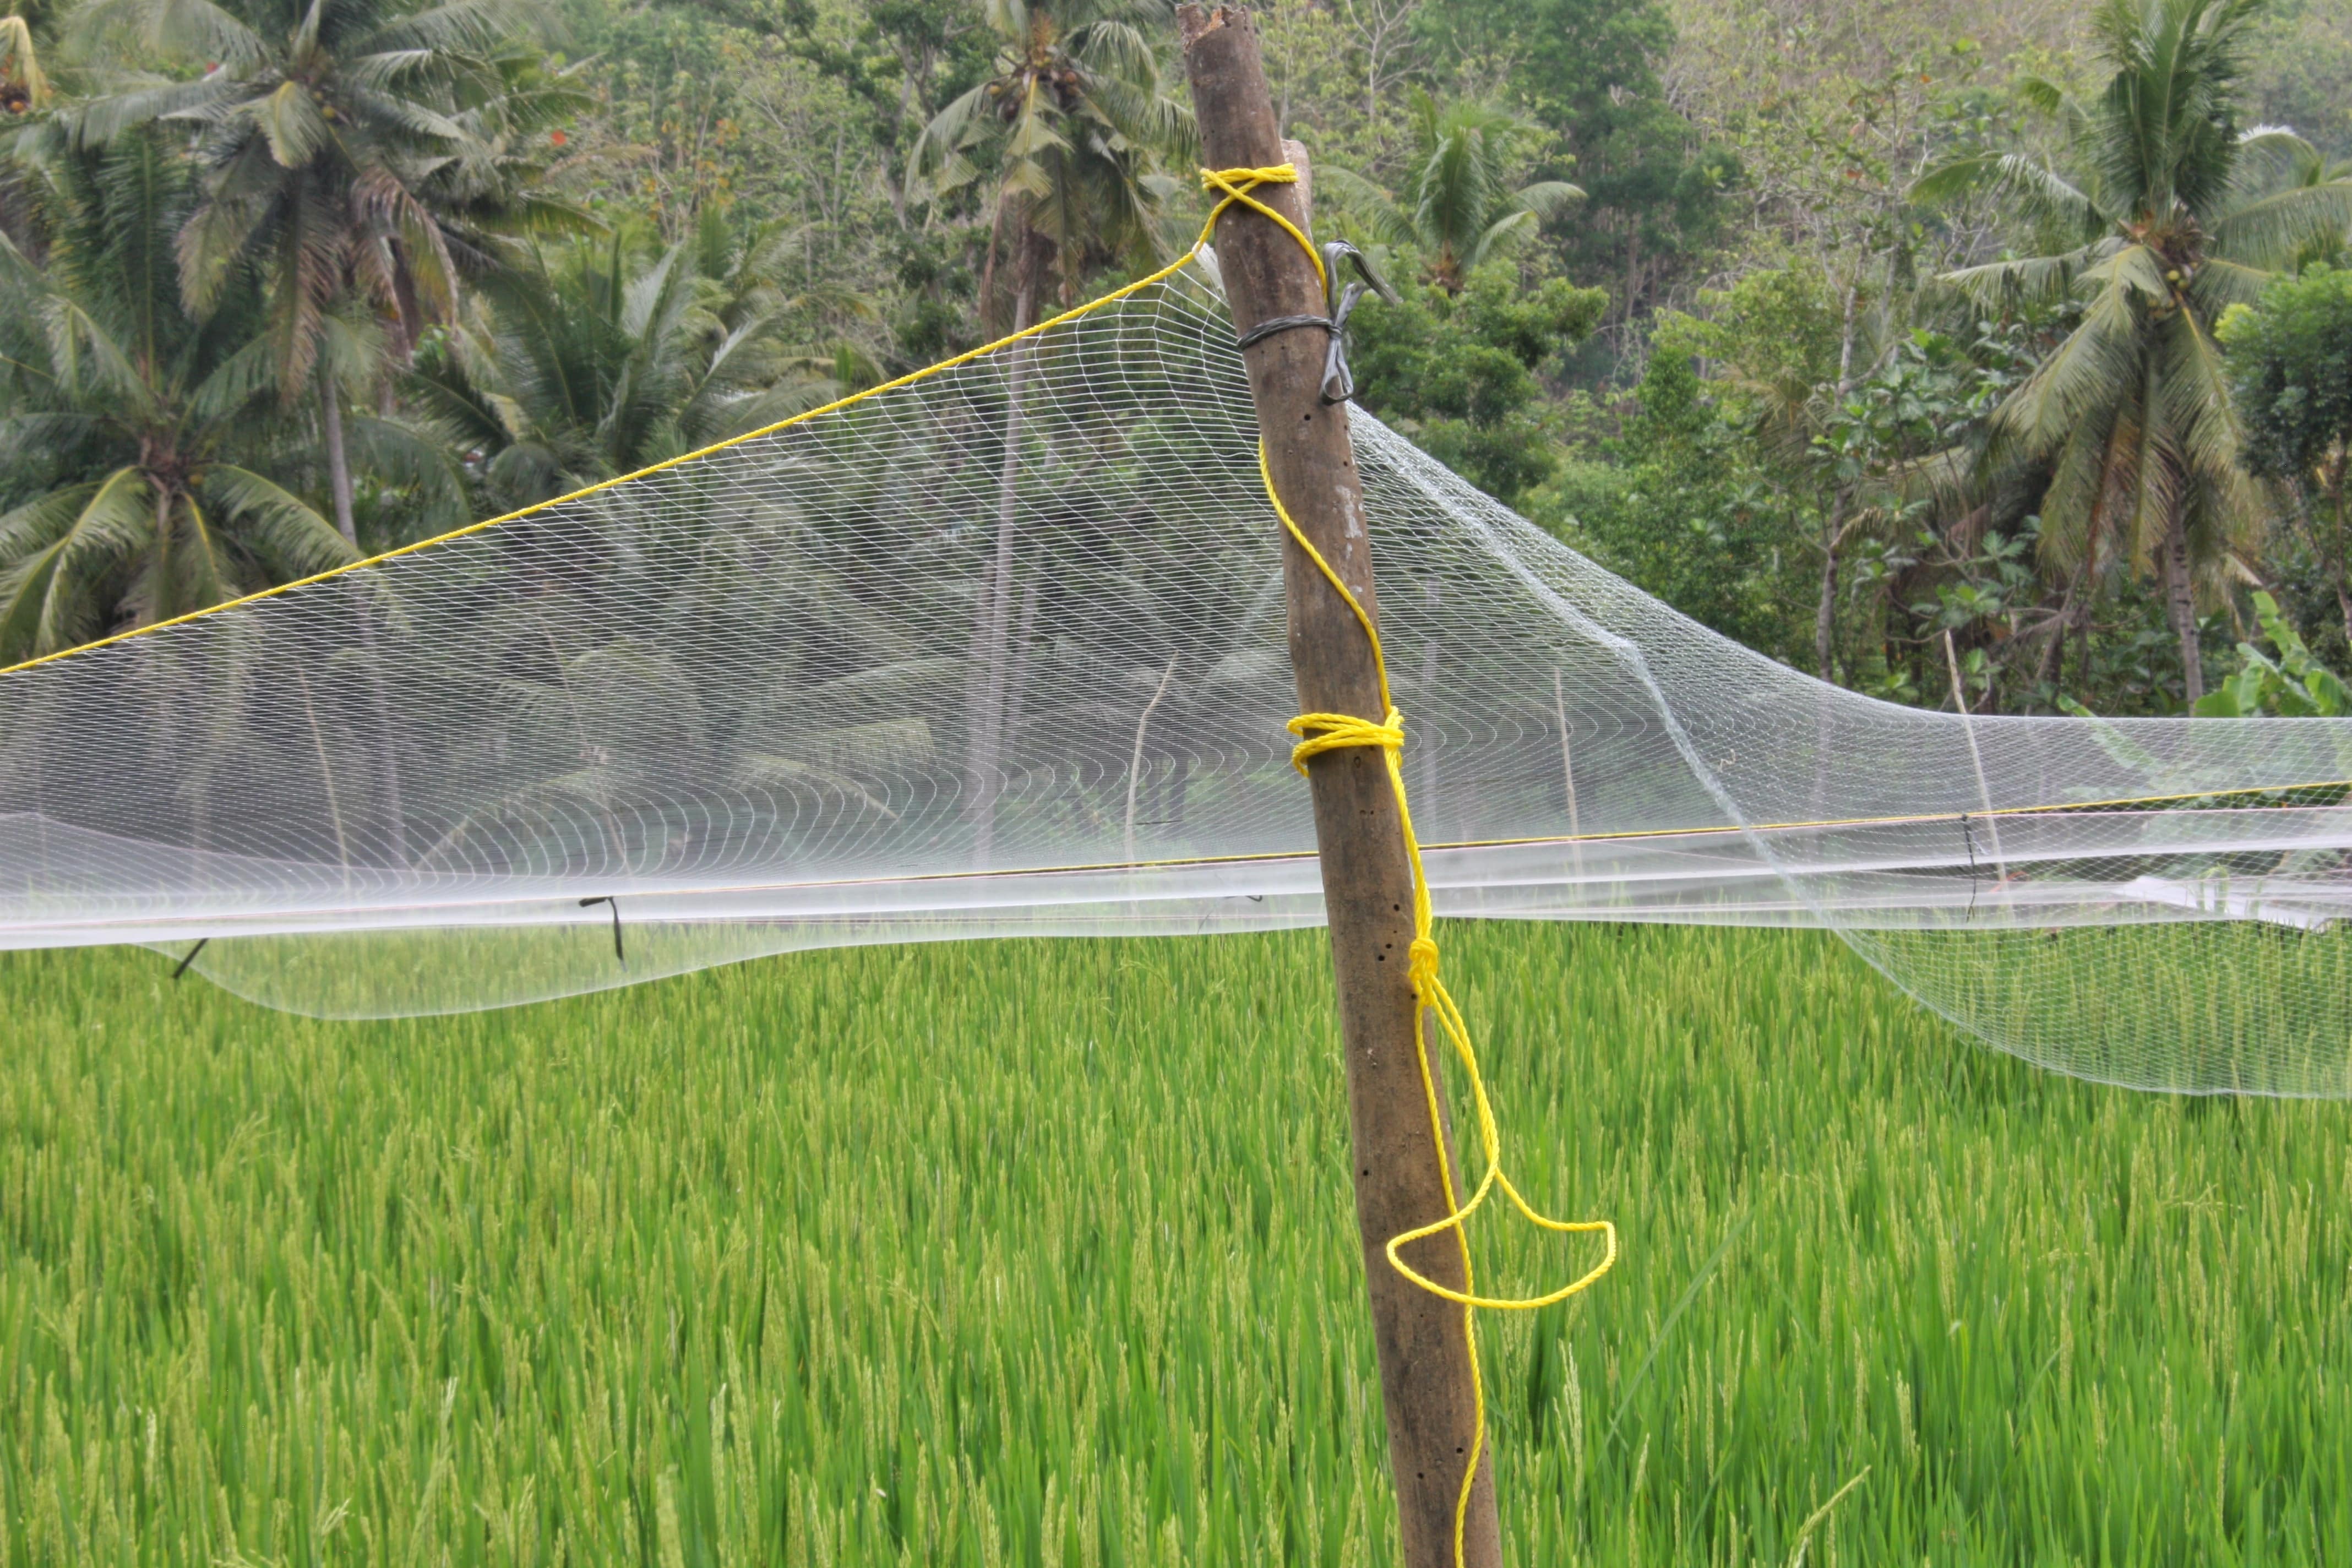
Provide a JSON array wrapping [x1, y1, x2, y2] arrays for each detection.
[[967, 242, 1041, 864], [2033, 554, 2092, 700], [321, 371, 357, 548], [2162, 509, 2202, 705], [1815, 494, 1847, 682], [359, 604, 410, 865], [1814, 277, 1863, 683], [2326, 467, 2351, 649], [150, 479, 174, 624], [1124, 656, 1180, 867]]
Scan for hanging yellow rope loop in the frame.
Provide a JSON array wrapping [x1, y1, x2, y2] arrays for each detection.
[[1261, 439, 1618, 1568]]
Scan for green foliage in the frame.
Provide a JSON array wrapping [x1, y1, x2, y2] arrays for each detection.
[[1542, 342, 1813, 659], [408, 217, 852, 506], [66, 0, 585, 385], [1347, 259, 1604, 503], [2192, 587, 2352, 712], [2222, 263, 2352, 488], [1913, 0, 2352, 701], [908, 0, 1192, 325], [2241, 0, 2352, 157], [1326, 90, 1585, 292], [1424, 0, 1733, 330], [8, 924, 2352, 1561]]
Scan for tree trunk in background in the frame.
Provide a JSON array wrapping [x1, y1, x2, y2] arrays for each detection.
[[2033, 556, 2090, 699], [150, 480, 175, 625], [1815, 494, 1846, 683], [2320, 473, 2351, 649], [967, 239, 1042, 864], [1814, 278, 1862, 684], [2163, 510, 2202, 704], [322, 373, 357, 548]]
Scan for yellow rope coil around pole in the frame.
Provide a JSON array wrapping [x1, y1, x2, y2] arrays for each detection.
[[1210, 154, 1618, 1568]]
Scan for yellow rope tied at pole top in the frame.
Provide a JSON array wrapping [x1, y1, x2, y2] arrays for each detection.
[[1196, 165, 1329, 292], [1208, 171, 1618, 1568]]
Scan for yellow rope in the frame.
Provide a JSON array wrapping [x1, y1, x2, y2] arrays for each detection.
[[0, 165, 1315, 682], [1264, 447, 1616, 1568], [1196, 167, 1615, 1568], [1197, 165, 1329, 292]]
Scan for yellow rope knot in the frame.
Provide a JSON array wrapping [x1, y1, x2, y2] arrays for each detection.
[[1196, 164, 1329, 291], [1407, 937, 1441, 995], [1253, 444, 1616, 1568]]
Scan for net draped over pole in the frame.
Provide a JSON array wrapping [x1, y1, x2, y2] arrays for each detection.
[[2, 256, 2351, 1095]]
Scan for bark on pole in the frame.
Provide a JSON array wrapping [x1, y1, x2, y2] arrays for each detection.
[[1176, 10, 1499, 1565]]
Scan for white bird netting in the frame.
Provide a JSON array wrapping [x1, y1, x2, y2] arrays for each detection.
[[3, 264, 2350, 1095]]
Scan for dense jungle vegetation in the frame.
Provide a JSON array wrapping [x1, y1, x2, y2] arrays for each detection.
[[0, 0, 2348, 716]]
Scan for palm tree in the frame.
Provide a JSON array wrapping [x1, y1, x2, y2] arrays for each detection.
[[1914, 0, 2352, 702], [405, 219, 855, 509], [65, 0, 574, 545], [1327, 91, 1584, 293], [908, 0, 1192, 333], [0, 132, 360, 660]]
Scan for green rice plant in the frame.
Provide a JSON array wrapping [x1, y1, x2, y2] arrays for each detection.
[[1, 924, 2346, 1565]]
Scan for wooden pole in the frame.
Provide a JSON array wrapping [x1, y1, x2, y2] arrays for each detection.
[[1177, 10, 1499, 1565]]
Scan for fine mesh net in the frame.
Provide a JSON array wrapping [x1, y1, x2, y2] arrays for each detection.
[[3, 262, 2351, 1096]]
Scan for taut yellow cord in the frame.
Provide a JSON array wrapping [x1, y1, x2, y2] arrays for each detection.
[[0, 166, 1317, 682]]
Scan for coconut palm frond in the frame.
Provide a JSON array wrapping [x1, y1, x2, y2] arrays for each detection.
[[201, 462, 356, 578], [2210, 179, 2352, 269], [1913, 152, 2103, 237]]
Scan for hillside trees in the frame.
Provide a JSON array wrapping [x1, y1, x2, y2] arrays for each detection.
[[1326, 91, 1583, 292], [1425, 0, 1732, 330], [1915, 0, 2352, 701], [0, 0, 2343, 726], [406, 215, 854, 507], [908, 0, 1191, 330], [2222, 264, 2352, 640], [1347, 263, 1606, 503]]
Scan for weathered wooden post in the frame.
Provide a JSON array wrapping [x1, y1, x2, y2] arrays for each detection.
[[1177, 9, 1500, 1565]]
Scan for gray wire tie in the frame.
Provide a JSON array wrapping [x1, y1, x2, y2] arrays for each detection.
[[1233, 280, 1373, 405]]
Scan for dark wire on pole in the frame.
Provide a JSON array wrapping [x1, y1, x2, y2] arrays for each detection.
[[579, 897, 624, 964]]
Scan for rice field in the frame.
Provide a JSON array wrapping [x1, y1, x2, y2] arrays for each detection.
[[2, 923, 2347, 1566]]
